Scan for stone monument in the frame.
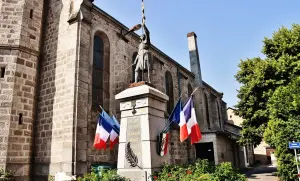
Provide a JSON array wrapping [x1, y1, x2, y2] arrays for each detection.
[[115, 85, 169, 181], [115, 1, 170, 180]]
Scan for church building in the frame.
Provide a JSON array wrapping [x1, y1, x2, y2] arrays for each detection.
[[0, 0, 249, 180]]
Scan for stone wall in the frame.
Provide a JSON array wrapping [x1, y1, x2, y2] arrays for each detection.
[[0, 0, 43, 48], [0, 0, 44, 180], [169, 129, 195, 165], [33, 0, 79, 179], [254, 141, 269, 165], [216, 135, 235, 165], [216, 135, 246, 168]]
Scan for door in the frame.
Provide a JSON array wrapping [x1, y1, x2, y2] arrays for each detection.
[[195, 142, 215, 164]]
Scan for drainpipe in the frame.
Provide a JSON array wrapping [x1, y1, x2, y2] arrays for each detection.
[[72, 11, 82, 177]]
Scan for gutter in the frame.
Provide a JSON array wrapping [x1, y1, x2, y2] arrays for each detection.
[[71, 14, 82, 176]]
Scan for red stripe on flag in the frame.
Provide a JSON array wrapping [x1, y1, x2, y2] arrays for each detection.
[[163, 133, 169, 155], [109, 137, 119, 150], [190, 124, 202, 144], [180, 124, 189, 142], [93, 133, 107, 150]]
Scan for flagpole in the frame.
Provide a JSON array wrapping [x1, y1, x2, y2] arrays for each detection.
[[190, 86, 200, 97], [141, 0, 145, 82], [99, 105, 103, 111], [119, 62, 136, 75]]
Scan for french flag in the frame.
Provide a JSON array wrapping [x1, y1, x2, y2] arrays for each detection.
[[159, 99, 182, 156], [110, 116, 120, 150], [93, 114, 113, 150], [159, 132, 169, 156], [101, 111, 120, 150], [179, 97, 202, 144]]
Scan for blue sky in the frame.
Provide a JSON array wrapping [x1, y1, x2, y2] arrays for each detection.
[[94, 0, 300, 107]]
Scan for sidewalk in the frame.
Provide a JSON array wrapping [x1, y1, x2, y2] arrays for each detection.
[[243, 165, 278, 181]]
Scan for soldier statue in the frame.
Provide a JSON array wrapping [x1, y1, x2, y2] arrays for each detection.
[[133, 24, 151, 83]]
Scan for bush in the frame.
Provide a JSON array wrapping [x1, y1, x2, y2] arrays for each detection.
[[77, 168, 129, 181], [48, 175, 55, 181], [212, 162, 247, 181], [152, 159, 246, 181], [0, 168, 14, 181]]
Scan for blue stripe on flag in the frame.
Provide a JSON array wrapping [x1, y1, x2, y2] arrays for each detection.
[[101, 110, 114, 126], [169, 99, 182, 125], [100, 114, 113, 133], [183, 97, 192, 122], [112, 116, 120, 134]]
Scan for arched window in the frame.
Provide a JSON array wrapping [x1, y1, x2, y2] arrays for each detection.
[[132, 52, 138, 83], [216, 101, 222, 127], [165, 71, 174, 114], [92, 32, 110, 110], [204, 93, 210, 128], [188, 84, 193, 97]]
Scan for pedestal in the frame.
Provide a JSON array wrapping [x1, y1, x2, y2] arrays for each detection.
[[115, 85, 169, 181]]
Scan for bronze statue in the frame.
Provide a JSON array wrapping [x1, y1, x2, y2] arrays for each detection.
[[133, 25, 151, 83]]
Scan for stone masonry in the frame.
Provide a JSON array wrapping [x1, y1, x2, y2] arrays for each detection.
[[0, 0, 245, 180], [0, 0, 44, 180], [33, 0, 80, 180]]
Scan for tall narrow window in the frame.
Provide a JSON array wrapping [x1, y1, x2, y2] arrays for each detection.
[[165, 71, 174, 114], [30, 9, 33, 19], [18, 113, 23, 125], [92, 33, 110, 110], [0, 67, 5, 78], [204, 93, 210, 128], [132, 52, 138, 83], [188, 84, 193, 97]]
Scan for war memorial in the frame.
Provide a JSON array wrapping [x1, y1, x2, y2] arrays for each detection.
[[0, 0, 253, 180]]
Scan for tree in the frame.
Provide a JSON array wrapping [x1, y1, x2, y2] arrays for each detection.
[[235, 58, 277, 146], [235, 24, 300, 180], [264, 78, 300, 180]]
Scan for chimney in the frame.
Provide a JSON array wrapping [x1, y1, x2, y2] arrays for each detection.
[[187, 32, 206, 131], [187, 32, 203, 86]]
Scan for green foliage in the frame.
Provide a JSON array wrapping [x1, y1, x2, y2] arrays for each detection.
[[235, 24, 300, 180], [264, 78, 300, 181], [0, 168, 14, 181], [77, 168, 129, 181], [48, 175, 55, 181], [152, 159, 246, 181], [212, 163, 247, 181], [235, 57, 277, 146]]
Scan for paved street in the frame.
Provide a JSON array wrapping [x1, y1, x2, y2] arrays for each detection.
[[244, 165, 278, 181]]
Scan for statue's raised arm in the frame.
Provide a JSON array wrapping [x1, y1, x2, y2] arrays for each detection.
[[143, 25, 151, 46]]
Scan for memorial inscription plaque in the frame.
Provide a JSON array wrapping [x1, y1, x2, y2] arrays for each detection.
[[125, 117, 142, 168]]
